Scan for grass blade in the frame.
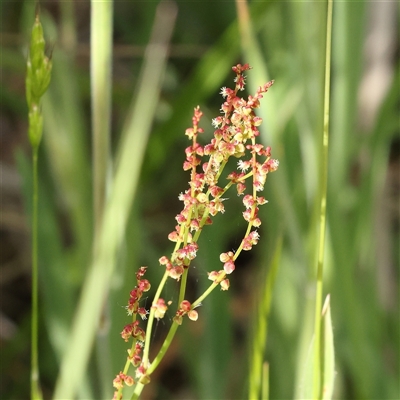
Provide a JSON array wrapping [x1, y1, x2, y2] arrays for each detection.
[[321, 295, 335, 399], [248, 238, 282, 399], [312, 0, 333, 397]]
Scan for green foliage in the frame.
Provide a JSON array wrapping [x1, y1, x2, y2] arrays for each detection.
[[1, 1, 398, 399]]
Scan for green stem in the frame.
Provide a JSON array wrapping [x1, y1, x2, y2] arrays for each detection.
[[31, 147, 42, 400], [91, 0, 113, 234], [192, 281, 220, 309], [131, 321, 180, 400], [313, 0, 333, 398], [147, 321, 179, 375], [91, 2, 113, 397], [142, 270, 170, 367]]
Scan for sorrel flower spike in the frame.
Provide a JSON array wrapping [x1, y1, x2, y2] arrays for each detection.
[[114, 64, 278, 399]]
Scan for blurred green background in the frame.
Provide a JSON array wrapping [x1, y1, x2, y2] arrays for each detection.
[[1, 1, 399, 399]]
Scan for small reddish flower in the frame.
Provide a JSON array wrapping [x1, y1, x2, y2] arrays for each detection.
[[125, 375, 134, 386], [128, 343, 143, 367], [242, 230, 260, 251], [188, 309, 198, 321], [138, 307, 149, 320], [113, 372, 124, 389], [220, 278, 230, 291], [136, 266, 147, 279], [236, 182, 246, 195], [243, 194, 255, 209], [136, 363, 151, 384], [266, 158, 279, 172], [152, 298, 168, 320], [223, 260, 235, 274], [169, 265, 184, 280], [180, 300, 191, 312], [167, 230, 180, 242], [138, 279, 151, 292], [159, 255, 172, 267], [208, 270, 226, 283], [220, 251, 236, 274], [120, 321, 144, 342], [207, 270, 220, 282], [210, 185, 224, 198]]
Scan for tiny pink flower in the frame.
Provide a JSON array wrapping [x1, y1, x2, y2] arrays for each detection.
[[124, 375, 134, 386], [210, 185, 224, 198], [152, 298, 168, 320], [220, 251, 234, 263], [220, 279, 230, 291], [223, 260, 235, 274], [159, 256, 171, 266], [138, 279, 151, 292], [236, 182, 246, 195], [252, 116, 263, 126], [136, 266, 147, 279], [256, 196, 268, 205], [267, 158, 279, 172], [138, 307, 148, 320], [188, 309, 198, 321], [243, 194, 255, 209], [180, 300, 192, 312], [220, 251, 235, 274], [207, 270, 220, 282], [168, 230, 179, 242], [136, 363, 148, 379], [113, 372, 124, 390], [169, 265, 184, 280]]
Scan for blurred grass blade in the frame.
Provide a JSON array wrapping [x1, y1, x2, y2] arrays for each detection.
[[53, 2, 177, 398], [299, 333, 315, 399], [149, 1, 272, 171], [313, 0, 333, 397], [26, 11, 53, 400], [248, 238, 282, 400], [235, 0, 306, 267], [235, 0, 276, 136], [91, 2, 114, 397], [262, 362, 269, 400], [298, 295, 335, 400], [91, 0, 113, 233], [321, 295, 335, 399]]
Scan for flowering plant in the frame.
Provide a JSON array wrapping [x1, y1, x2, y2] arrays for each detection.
[[113, 63, 278, 399]]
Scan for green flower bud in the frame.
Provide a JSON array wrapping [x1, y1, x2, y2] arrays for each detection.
[[26, 13, 52, 149], [30, 16, 46, 72], [26, 15, 52, 108]]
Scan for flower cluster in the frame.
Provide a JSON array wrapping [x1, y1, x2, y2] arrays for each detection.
[[173, 300, 199, 325], [125, 267, 150, 318], [113, 372, 134, 391], [112, 267, 151, 399], [159, 63, 278, 290], [114, 64, 278, 398]]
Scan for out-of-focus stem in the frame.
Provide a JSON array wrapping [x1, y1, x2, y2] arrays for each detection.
[[313, 0, 333, 397], [31, 148, 42, 400]]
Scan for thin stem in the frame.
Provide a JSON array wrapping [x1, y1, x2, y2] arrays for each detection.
[[31, 147, 42, 400], [131, 323, 179, 400], [91, 3, 114, 397], [313, 0, 333, 398], [192, 281, 220, 309], [178, 268, 189, 305], [142, 270, 169, 367], [91, 0, 113, 234], [146, 321, 179, 375]]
